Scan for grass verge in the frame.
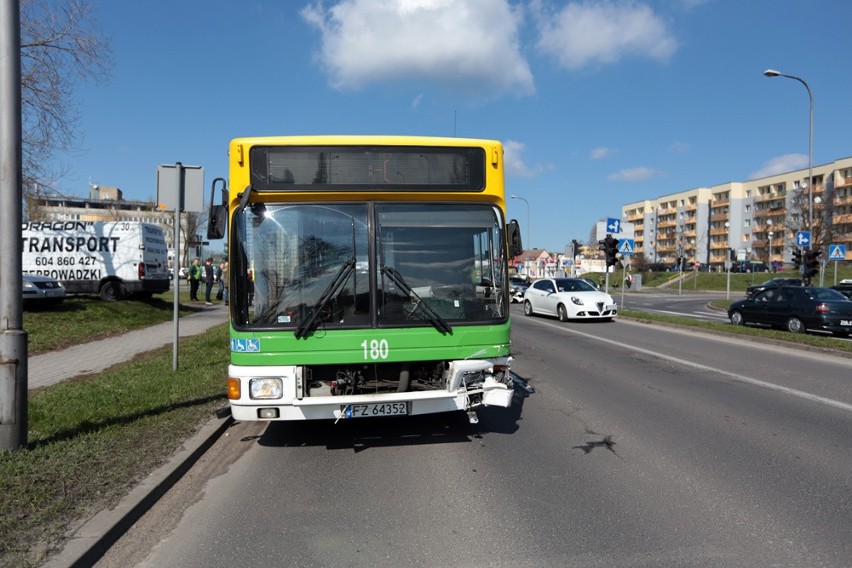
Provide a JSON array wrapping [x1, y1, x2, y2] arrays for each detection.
[[24, 292, 205, 354], [0, 324, 229, 568]]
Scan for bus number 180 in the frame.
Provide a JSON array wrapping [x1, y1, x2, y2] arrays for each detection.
[[361, 339, 389, 360]]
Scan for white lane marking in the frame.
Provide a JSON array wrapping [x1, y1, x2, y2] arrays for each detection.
[[528, 318, 852, 414]]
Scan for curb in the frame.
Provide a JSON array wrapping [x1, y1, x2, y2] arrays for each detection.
[[43, 409, 233, 568]]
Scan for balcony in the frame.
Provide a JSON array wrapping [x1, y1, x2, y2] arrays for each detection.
[[834, 176, 852, 189], [754, 193, 785, 203], [709, 227, 729, 236]]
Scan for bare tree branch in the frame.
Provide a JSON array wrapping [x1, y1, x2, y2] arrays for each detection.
[[19, 0, 112, 207]]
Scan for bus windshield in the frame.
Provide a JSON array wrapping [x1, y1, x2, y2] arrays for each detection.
[[234, 202, 507, 332]]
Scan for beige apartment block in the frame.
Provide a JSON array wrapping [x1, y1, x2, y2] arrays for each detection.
[[623, 156, 852, 271]]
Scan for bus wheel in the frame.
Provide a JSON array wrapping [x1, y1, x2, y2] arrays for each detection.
[[100, 281, 124, 301]]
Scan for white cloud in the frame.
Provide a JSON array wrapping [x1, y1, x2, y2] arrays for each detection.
[[533, 1, 678, 70], [590, 146, 612, 160], [607, 166, 663, 182], [504, 139, 546, 178], [411, 93, 423, 110], [301, 0, 534, 96], [749, 154, 808, 180]]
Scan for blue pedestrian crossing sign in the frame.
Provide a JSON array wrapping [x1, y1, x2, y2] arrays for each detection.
[[618, 238, 634, 255], [795, 231, 811, 247], [828, 244, 846, 261]]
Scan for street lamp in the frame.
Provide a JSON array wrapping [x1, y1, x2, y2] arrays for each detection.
[[725, 221, 731, 300], [510, 195, 530, 250], [763, 69, 814, 237], [768, 230, 774, 270]]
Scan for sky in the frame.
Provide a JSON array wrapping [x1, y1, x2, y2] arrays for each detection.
[[46, 0, 852, 253]]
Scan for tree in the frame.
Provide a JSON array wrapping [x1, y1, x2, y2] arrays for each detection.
[[782, 172, 843, 256], [20, 0, 112, 208]]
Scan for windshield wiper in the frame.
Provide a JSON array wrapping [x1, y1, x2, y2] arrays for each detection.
[[380, 266, 452, 335], [294, 258, 356, 339]]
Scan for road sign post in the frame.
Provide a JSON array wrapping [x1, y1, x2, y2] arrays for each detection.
[[828, 244, 846, 285], [157, 163, 205, 372], [618, 239, 634, 307]]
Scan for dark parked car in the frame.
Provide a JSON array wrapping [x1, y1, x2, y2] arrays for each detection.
[[745, 277, 804, 298], [728, 286, 852, 336], [645, 263, 672, 272], [732, 261, 769, 273], [831, 284, 852, 300]]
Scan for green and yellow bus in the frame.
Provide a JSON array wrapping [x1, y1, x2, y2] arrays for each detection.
[[207, 135, 523, 423]]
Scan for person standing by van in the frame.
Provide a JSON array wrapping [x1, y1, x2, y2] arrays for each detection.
[[203, 258, 215, 305], [188, 258, 202, 301], [220, 261, 229, 305]]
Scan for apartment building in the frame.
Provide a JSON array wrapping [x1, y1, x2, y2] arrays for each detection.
[[623, 157, 852, 271]]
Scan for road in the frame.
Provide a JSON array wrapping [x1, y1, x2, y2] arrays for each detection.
[[98, 306, 852, 567], [619, 290, 732, 322]]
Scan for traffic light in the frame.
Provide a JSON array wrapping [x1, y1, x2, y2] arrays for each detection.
[[792, 248, 803, 269], [572, 239, 582, 259], [603, 234, 619, 266], [804, 249, 821, 283]]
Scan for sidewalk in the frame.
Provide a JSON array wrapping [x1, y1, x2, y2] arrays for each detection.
[[29, 302, 229, 390]]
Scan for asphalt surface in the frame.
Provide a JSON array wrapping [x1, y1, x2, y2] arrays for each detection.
[[36, 302, 233, 568]]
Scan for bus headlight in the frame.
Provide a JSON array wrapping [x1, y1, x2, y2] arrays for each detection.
[[250, 378, 283, 399]]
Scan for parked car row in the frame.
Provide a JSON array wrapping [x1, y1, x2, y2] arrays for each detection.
[[731, 261, 770, 273]]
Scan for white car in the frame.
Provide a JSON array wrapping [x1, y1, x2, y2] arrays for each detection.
[[523, 277, 617, 322]]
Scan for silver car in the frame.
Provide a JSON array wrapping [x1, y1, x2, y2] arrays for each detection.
[[23, 273, 66, 304]]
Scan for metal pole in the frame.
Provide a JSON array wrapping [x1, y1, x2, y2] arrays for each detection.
[[726, 260, 731, 301], [172, 163, 183, 371], [0, 0, 27, 450]]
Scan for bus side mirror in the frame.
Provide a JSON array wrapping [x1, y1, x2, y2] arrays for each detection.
[[508, 219, 523, 257], [207, 177, 228, 240]]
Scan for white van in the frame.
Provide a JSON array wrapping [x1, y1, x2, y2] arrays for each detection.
[[21, 221, 171, 300]]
